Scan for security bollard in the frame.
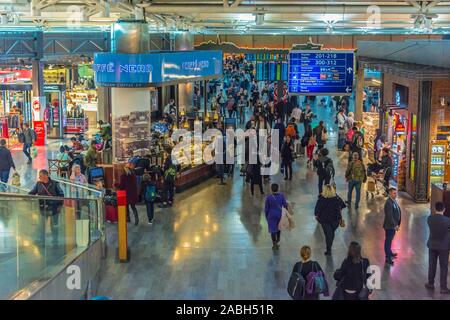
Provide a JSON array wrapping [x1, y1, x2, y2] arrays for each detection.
[[116, 190, 130, 262]]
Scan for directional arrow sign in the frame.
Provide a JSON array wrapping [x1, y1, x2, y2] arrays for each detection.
[[346, 87, 352, 93], [347, 67, 353, 74]]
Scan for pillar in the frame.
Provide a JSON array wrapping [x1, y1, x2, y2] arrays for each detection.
[[414, 81, 432, 202], [354, 63, 364, 121], [174, 32, 194, 114], [110, 20, 151, 166], [97, 87, 111, 123]]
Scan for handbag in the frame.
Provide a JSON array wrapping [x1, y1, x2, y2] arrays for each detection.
[[332, 269, 345, 300], [30, 146, 38, 158], [306, 262, 329, 295], [287, 263, 306, 300], [358, 260, 370, 300]]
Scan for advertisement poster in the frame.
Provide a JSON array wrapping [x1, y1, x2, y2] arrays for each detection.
[[33, 120, 46, 146]]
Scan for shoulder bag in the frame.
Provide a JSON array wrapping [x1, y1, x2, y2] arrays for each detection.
[[358, 260, 370, 300], [287, 263, 306, 300]]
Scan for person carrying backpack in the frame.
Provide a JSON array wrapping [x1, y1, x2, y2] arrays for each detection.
[[316, 148, 335, 195], [141, 172, 157, 224], [160, 156, 177, 208], [289, 246, 328, 300], [345, 152, 367, 209]]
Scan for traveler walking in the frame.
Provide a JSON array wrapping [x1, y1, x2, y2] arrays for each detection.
[[160, 156, 177, 207], [281, 135, 294, 180], [117, 165, 139, 226], [313, 121, 325, 150], [315, 184, 346, 255], [250, 161, 264, 196], [316, 148, 335, 195], [20, 123, 36, 164], [141, 173, 158, 225], [290, 246, 328, 300], [264, 183, 288, 249], [273, 118, 286, 151], [384, 187, 401, 265], [0, 139, 15, 184], [336, 109, 347, 151], [301, 104, 313, 132], [345, 152, 367, 209], [425, 201, 450, 294], [333, 241, 371, 300]]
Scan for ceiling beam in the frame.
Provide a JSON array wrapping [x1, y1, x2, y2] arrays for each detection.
[[230, 0, 243, 8], [142, 4, 450, 14]]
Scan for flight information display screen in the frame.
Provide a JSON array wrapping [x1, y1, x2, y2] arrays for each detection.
[[288, 50, 355, 95], [255, 61, 288, 81]]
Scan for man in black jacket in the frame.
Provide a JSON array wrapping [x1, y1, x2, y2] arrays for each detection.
[[0, 139, 15, 184], [317, 148, 335, 195], [29, 169, 64, 244], [425, 202, 450, 294], [383, 187, 401, 265]]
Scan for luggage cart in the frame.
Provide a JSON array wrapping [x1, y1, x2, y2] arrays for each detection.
[[366, 170, 387, 198]]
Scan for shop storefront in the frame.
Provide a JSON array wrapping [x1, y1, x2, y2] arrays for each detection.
[[44, 84, 66, 139], [376, 67, 450, 201], [94, 48, 223, 191]]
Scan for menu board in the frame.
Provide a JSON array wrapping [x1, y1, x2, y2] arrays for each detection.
[[430, 143, 446, 185], [288, 50, 354, 95]]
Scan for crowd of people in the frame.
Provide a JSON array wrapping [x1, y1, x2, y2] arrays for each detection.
[[0, 54, 448, 301]]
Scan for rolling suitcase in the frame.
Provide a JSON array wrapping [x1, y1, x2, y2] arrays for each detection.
[[105, 205, 118, 223]]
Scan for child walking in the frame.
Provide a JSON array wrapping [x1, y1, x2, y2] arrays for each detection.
[[141, 173, 157, 224]]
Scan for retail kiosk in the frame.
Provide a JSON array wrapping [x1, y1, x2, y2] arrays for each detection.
[[94, 22, 222, 191]]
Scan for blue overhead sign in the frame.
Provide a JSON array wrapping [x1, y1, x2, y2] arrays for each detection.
[[93, 50, 222, 87], [288, 50, 355, 95], [161, 50, 223, 83]]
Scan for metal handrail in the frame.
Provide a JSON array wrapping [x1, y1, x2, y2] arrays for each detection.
[[0, 181, 30, 194], [53, 177, 104, 197], [0, 192, 101, 202]]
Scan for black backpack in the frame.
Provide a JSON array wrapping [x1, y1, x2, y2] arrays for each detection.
[[287, 263, 306, 300]]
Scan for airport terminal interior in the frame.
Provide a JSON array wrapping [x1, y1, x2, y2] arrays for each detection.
[[0, 0, 449, 301]]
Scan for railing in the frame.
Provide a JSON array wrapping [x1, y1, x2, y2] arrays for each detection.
[[0, 190, 105, 299]]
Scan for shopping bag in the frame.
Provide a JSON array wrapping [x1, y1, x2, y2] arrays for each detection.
[[30, 146, 38, 159], [279, 207, 295, 231], [76, 219, 90, 247]]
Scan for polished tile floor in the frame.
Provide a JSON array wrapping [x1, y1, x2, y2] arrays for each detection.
[[93, 103, 448, 300]]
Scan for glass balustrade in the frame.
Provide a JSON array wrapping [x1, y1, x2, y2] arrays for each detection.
[[0, 193, 104, 299]]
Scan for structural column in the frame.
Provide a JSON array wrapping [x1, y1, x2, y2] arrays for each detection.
[[354, 63, 364, 121], [414, 81, 432, 202], [110, 20, 151, 167], [174, 32, 194, 114]]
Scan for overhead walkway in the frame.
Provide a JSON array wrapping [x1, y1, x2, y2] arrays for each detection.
[[0, 179, 105, 300]]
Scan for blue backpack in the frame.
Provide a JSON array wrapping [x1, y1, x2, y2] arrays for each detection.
[[144, 184, 157, 202]]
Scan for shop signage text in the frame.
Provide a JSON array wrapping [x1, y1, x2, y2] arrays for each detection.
[[93, 51, 222, 87]]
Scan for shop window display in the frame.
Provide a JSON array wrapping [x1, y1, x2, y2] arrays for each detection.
[[390, 113, 408, 190]]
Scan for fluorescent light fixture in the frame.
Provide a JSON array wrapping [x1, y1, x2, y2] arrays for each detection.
[[255, 13, 264, 26], [237, 14, 255, 21]]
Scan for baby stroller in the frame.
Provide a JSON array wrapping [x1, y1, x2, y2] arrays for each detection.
[[366, 162, 387, 198]]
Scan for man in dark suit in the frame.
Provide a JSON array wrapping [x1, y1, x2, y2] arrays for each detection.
[[425, 201, 450, 294], [384, 187, 401, 265]]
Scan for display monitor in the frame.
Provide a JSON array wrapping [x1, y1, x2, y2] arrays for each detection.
[[393, 83, 409, 108]]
